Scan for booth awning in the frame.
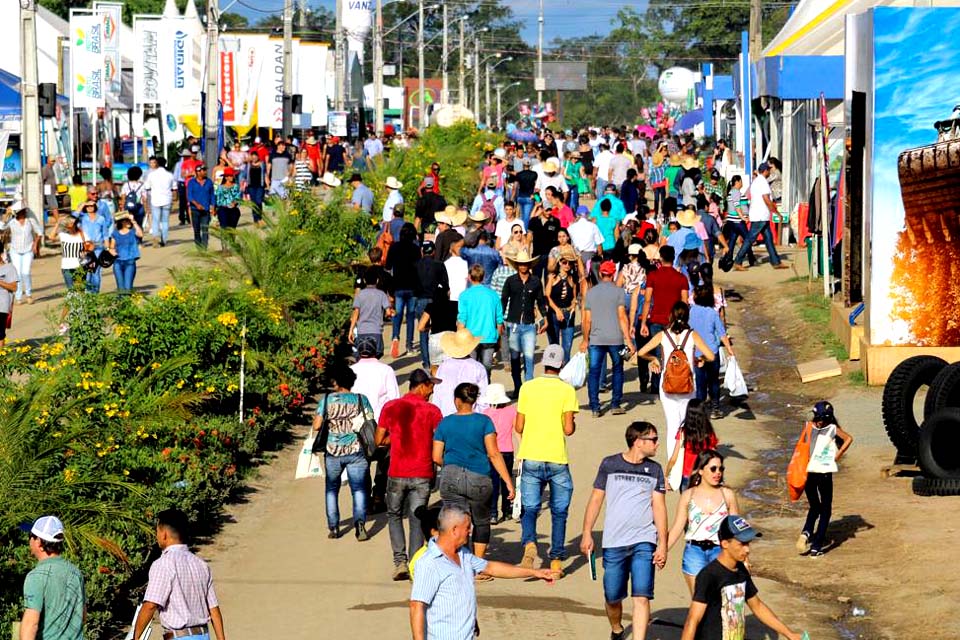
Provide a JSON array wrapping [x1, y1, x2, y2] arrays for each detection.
[[0, 68, 70, 122]]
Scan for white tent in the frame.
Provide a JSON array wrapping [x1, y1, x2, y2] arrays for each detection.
[[1, 5, 68, 86]]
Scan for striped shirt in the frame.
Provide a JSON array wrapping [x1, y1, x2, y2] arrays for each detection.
[[726, 188, 743, 221], [144, 544, 219, 631], [410, 540, 488, 640], [294, 160, 312, 190], [1, 217, 42, 254], [60, 232, 84, 269]]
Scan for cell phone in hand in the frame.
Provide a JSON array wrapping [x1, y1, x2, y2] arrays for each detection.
[[589, 550, 597, 581]]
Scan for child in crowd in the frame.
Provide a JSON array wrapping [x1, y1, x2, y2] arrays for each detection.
[[408, 505, 441, 579], [797, 401, 853, 557], [666, 399, 719, 492], [479, 383, 518, 523]]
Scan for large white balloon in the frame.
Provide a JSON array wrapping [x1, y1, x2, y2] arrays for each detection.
[[342, 0, 373, 60], [658, 67, 697, 105]]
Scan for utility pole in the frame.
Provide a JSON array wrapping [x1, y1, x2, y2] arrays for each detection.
[[204, 0, 220, 171], [417, 0, 425, 130], [282, 0, 293, 138], [473, 38, 480, 123], [536, 0, 543, 105], [749, 0, 762, 61], [484, 63, 490, 128], [297, 0, 307, 27], [496, 84, 501, 130], [441, 3, 448, 104], [19, 0, 41, 218], [458, 18, 465, 108], [374, 0, 384, 133], [335, 0, 345, 111]]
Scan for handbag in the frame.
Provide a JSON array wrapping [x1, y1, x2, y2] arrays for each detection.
[[724, 356, 748, 397], [295, 430, 324, 480], [311, 393, 330, 455], [355, 395, 379, 460], [786, 422, 814, 501]]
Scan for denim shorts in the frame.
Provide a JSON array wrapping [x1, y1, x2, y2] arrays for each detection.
[[602, 541, 656, 602], [681, 541, 721, 577]]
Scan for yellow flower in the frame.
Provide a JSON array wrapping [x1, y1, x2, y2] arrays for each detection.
[[206, 386, 216, 393], [63, 469, 77, 483], [128, 338, 139, 345], [216, 311, 239, 328]]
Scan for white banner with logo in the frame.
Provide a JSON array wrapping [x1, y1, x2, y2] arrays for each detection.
[[230, 35, 267, 129], [93, 2, 123, 99], [133, 15, 162, 106], [69, 11, 105, 111], [257, 37, 285, 130], [157, 16, 202, 119]]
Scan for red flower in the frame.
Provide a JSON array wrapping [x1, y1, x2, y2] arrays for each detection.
[[161, 448, 172, 457]]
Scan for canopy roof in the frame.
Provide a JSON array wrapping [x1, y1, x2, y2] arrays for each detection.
[[0, 68, 69, 122]]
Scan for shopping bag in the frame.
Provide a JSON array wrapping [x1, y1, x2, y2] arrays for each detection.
[[295, 432, 324, 479], [718, 346, 728, 375], [786, 422, 814, 501], [559, 352, 587, 388], [723, 356, 748, 397], [511, 461, 523, 521]]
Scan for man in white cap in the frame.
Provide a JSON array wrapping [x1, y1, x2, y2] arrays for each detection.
[[20, 515, 85, 640], [383, 176, 404, 223], [470, 177, 505, 223]]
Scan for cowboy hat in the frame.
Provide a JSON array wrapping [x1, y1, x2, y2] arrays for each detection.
[[435, 205, 457, 225], [321, 172, 342, 188], [440, 327, 481, 359], [114, 212, 135, 224], [468, 210, 490, 223], [449, 208, 468, 226], [677, 209, 700, 228], [385, 176, 403, 190], [680, 155, 700, 171], [557, 245, 578, 262], [478, 383, 511, 406], [652, 151, 665, 167], [668, 153, 682, 167], [543, 159, 559, 173], [508, 248, 539, 266]]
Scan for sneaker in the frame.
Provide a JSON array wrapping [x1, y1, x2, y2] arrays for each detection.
[[328, 527, 340, 539], [392, 563, 410, 581], [773, 263, 790, 270], [550, 558, 564, 577], [734, 264, 749, 271], [355, 522, 369, 541], [796, 531, 811, 555], [610, 629, 625, 640], [25, 296, 33, 305], [592, 410, 602, 419], [520, 542, 538, 569], [391, 339, 400, 358], [611, 406, 626, 416], [808, 548, 825, 557]]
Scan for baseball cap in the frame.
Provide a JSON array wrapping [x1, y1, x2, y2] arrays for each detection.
[[628, 243, 642, 256], [421, 240, 435, 254], [758, 162, 770, 172], [599, 260, 617, 276], [356, 336, 379, 358], [576, 205, 590, 217], [718, 515, 762, 543], [409, 368, 442, 388], [423, 176, 435, 187], [190, 145, 200, 153], [21, 515, 65, 542], [812, 400, 835, 420], [542, 344, 565, 369]]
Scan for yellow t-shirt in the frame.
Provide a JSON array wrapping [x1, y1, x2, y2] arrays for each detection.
[[516, 375, 579, 464], [68, 185, 89, 211], [409, 543, 428, 579]]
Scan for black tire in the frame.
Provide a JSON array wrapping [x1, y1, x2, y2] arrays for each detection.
[[918, 408, 960, 479], [924, 362, 960, 420], [912, 475, 960, 497], [882, 355, 948, 455]]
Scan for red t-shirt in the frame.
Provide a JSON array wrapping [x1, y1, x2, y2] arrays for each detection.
[[645, 266, 689, 325], [380, 392, 443, 478], [678, 430, 719, 478], [180, 158, 200, 185], [550, 205, 575, 229], [639, 221, 656, 237]]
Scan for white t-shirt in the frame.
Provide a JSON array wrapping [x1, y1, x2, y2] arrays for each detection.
[[807, 423, 839, 474], [594, 150, 613, 181], [568, 217, 604, 253], [748, 174, 772, 222], [144, 168, 176, 207], [350, 358, 400, 421], [444, 255, 469, 301], [536, 173, 568, 202], [495, 218, 526, 248]]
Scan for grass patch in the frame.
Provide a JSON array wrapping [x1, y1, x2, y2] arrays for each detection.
[[791, 293, 850, 361], [847, 369, 867, 386]]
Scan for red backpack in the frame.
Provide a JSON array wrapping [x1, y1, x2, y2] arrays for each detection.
[[662, 330, 694, 394]]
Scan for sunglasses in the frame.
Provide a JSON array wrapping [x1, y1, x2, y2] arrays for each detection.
[[707, 465, 725, 473], [512, 230, 523, 235], [640, 436, 659, 443]]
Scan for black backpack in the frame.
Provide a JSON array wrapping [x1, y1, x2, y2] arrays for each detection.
[[124, 183, 143, 212]]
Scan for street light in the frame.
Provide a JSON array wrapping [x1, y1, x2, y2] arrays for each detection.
[[476, 52, 500, 125], [485, 56, 512, 128], [496, 81, 521, 129], [472, 28, 490, 120]]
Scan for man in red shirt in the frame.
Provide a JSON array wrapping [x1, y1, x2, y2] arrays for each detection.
[[545, 185, 574, 228], [637, 244, 689, 392], [375, 368, 443, 581]]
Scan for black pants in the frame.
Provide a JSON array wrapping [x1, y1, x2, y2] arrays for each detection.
[[177, 184, 189, 223], [368, 447, 390, 504], [803, 472, 833, 551]]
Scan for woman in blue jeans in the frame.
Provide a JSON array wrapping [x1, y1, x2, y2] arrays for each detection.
[[688, 284, 735, 416], [108, 213, 143, 292], [545, 255, 578, 364], [313, 366, 373, 541]]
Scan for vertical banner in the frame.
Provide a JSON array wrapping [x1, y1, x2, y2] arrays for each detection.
[[69, 11, 105, 111], [157, 16, 202, 119], [133, 16, 162, 106], [257, 37, 285, 130], [220, 49, 237, 124], [94, 2, 123, 99], [237, 35, 266, 128]]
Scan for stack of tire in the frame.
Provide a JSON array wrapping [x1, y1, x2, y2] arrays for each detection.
[[882, 356, 960, 496]]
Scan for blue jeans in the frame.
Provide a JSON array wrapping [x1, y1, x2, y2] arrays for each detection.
[[248, 186, 265, 222], [567, 185, 579, 212], [324, 451, 369, 529], [62, 268, 79, 290], [695, 358, 721, 406], [414, 297, 431, 368], [392, 289, 415, 347], [735, 220, 781, 266], [681, 542, 721, 577], [191, 207, 211, 248], [150, 205, 171, 244], [113, 259, 137, 292], [596, 178, 608, 198], [653, 186, 666, 215], [520, 461, 573, 560], [507, 322, 537, 391], [603, 542, 656, 601], [549, 308, 575, 365], [588, 344, 624, 412], [85, 248, 103, 293], [517, 196, 534, 227]]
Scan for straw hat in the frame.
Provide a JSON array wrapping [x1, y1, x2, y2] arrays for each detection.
[[468, 209, 490, 223], [508, 248, 540, 266], [543, 159, 560, 173], [440, 327, 481, 359], [668, 153, 682, 167], [114, 212, 134, 224], [677, 208, 700, 227], [321, 172, 342, 188], [680, 155, 700, 171], [449, 208, 468, 226], [385, 176, 403, 190], [557, 245, 578, 262], [478, 383, 511, 406]]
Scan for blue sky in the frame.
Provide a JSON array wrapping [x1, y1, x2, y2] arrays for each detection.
[[231, 0, 628, 43]]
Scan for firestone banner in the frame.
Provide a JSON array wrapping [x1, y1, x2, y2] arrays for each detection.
[[69, 11, 105, 111], [133, 16, 162, 106], [220, 50, 237, 124]]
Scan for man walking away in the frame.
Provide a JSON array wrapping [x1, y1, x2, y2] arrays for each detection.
[[457, 265, 503, 379], [580, 422, 668, 640], [638, 245, 689, 390], [515, 344, 578, 576], [734, 163, 789, 271], [134, 509, 226, 640], [376, 369, 443, 581], [582, 260, 635, 417], [19, 516, 85, 640]]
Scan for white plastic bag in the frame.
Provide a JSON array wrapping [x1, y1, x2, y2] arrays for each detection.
[[511, 462, 523, 521], [295, 432, 324, 479], [724, 356, 748, 397], [559, 352, 587, 388], [718, 346, 728, 375]]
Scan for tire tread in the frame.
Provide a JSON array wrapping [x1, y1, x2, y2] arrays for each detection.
[[912, 475, 960, 497], [882, 356, 947, 454]]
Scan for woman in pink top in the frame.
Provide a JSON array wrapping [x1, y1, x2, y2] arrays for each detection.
[[479, 383, 518, 523]]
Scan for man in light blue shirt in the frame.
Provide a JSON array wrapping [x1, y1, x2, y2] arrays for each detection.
[[469, 178, 505, 222], [459, 232, 501, 286], [456, 263, 503, 379], [410, 504, 558, 640], [349, 173, 374, 214]]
